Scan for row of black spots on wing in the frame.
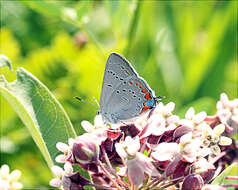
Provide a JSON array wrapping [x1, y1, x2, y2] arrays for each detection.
[[107, 70, 116, 76], [108, 69, 124, 81], [127, 89, 137, 98]]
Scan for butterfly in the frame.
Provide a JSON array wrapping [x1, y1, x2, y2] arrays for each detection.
[[99, 53, 162, 124]]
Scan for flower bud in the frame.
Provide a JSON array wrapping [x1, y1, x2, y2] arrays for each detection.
[[62, 172, 90, 190], [182, 174, 204, 190], [72, 134, 99, 164]]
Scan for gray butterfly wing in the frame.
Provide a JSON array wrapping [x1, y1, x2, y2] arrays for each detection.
[[105, 76, 155, 123], [100, 52, 156, 123], [100, 53, 138, 114]]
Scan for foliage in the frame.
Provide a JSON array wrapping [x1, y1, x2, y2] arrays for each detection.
[[0, 0, 237, 188]]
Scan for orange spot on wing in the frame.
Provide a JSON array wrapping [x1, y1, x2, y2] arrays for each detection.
[[145, 93, 151, 100], [125, 70, 130, 75], [139, 85, 143, 88], [140, 104, 151, 114], [141, 88, 147, 93], [129, 81, 134, 85]]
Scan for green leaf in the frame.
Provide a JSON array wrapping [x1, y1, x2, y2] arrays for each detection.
[[211, 162, 238, 186], [0, 55, 12, 72], [0, 68, 77, 167], [22, 0, 62, 18]]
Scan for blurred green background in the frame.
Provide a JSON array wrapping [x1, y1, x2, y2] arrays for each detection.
[[0, 0, 237, 188]]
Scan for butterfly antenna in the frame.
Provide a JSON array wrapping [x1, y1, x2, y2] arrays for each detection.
[[93, 97, 100, 108], [75, 97, 98, 109], [156, 96, 166, 101]]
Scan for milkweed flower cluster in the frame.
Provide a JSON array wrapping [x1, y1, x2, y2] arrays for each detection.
[[50, 93, 237, 190], [0, 164, 23, 190]]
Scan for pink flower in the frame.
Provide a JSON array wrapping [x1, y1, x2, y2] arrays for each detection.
[[216, 93, 238, 133], [138, 102, 178, 138], [179, 132, 203, 163], [49, 162, 74, 188], [179, 108, 207, 130], [81, 115, 108, 144], [55, 138, 75, 163], [202, 124, 232, 155], [152, 142, 180, 161], [115, 136, 140, 160], [127, 153, 159, 187]]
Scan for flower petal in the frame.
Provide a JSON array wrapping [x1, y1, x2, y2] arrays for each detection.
[[81, 120, 94, 132], [213, 124, 225, 136], [210, 145, 221, 155], [115, 143, 127, 160], [152, 143, 180, 161], [194, 112, 207, 124], [64, 162, 73, 174], [55, 154, 67, 163], [51, 166, 64, 177], [164, 102, 175, 115], [219, 136, 232, 146], [56, 142, 69, 153], [127, 137, 140, 156], [49, 178, 62, 187], [9, 170, 21, 181], [94, 115, 104, 126], [1, 164, 10, 177], [185, 107, 195, 120], [127, 159, 144, 187], [180, 132, 192, 145], [220, 93, 229, 106]]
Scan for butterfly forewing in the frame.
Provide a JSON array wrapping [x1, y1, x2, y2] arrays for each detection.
[[100, 53, 138, 111]]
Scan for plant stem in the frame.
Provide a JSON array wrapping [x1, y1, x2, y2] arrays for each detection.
[[98, 160, 124, 190], [101, 146, 130, 189], [123, 0, 142, 57]]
